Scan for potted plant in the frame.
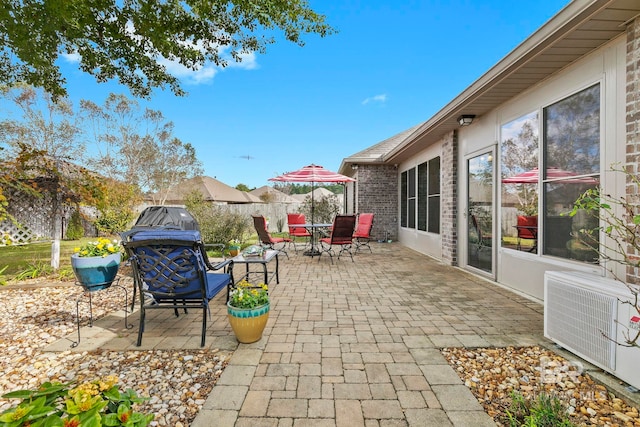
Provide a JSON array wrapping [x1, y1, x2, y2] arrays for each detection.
[[71, 237, 122, 291], [227, 279, 270, 343], [228, 239, 241, 257], [0, 376, 154, 426]]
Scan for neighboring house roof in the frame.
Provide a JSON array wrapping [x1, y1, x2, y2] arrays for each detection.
[[250, 186, 300, 203], [339, 0, 640, 173], [158, 176, 263, 204]]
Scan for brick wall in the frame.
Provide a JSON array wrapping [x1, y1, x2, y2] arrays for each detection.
[[356, 164, 398, 241], [441, 131, 458, 266], [626, 17, 640, 284]]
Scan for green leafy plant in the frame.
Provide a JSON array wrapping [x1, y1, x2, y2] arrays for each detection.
[[73, 237, 122, 258], [184, 191, 251, 244], [0, 265, 8, 285], [228, 279, 269, 309], [0, 376, 154, 427], [503, 391, 575, 427], [570, 164, 640, 346], [65, 209, 85, 241], [14, 262, 52, 281]]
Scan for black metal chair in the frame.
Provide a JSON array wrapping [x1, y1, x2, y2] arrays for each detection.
[[319, 215, 357, 263], [123, 229, 234, 347], [252, 215, 291, 258]]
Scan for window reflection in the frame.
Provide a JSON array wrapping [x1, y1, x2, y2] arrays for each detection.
[[500, 112, 539, 253], [542, 84, 600, 262]]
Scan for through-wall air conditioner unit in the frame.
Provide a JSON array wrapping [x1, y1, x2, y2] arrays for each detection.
[[544, 270, 640, 389]]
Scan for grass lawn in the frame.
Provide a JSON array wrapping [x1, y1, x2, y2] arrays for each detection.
[[0, 238, 99, 280]]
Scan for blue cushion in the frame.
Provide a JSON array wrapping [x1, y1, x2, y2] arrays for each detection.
[[205, 273, 232, 299]]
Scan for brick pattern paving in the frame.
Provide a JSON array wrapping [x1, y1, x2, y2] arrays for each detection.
[[51, 243, 547, 425], [192, 244, 545, 426]]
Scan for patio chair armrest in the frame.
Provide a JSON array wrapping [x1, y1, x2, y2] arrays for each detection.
[[210, 258, 233, 271]]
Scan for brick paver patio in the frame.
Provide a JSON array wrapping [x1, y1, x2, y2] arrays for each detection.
[[48, 242, 550, 426]]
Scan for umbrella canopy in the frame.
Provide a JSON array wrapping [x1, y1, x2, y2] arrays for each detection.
[[502, 167, 599, 184], [269, 164, 355, 225], [270, 164, 356, 184]]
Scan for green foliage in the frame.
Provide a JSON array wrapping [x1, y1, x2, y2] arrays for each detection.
[[299, 194, 341, 224], [503, 391, 575, 427], [570, 165, 640, 276], [0, 266, 7, 286], [185, 191, 251, 244], [228, 280, 269, 309], [235, 183, 251, 192], [94, 179, 141, 234], [65, 209, 85, 240], [14, 261, 53, 281], [276, 218, 285, 233], [0, 377, 154, 427], [0, 1, 334, 98]]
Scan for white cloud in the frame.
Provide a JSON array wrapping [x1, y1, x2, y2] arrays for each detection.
[[61, 52, 81, 63], [61, 22, 258, 86], [160, 46, 258, 85], [362, 94, 387, 105]]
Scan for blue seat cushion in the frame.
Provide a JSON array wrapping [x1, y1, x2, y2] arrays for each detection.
[[205, 273, 232, 299]]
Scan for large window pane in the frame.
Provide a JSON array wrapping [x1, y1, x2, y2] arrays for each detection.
[[400, 171, 407, 227], [500, 112, 539, 252], [408, 168, 416, 228], [417, 162, 427, 231], [428, 197, 440, 233], [428, 157, 441, 234], [544, 84, 600, 177], [543, 84, 600, 261]]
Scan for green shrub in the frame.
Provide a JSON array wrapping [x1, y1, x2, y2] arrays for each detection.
[[503, 391, 575, 427], [65, 209, 85, 240], [299, 194, 341, 224], [185, 192, 252, 244]]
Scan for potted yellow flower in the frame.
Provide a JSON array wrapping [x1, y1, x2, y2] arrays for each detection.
[[227, 280, 270, 343], [71, 237, 122, 291]]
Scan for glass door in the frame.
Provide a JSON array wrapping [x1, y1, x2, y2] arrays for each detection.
[[467, 151, 494, 274]]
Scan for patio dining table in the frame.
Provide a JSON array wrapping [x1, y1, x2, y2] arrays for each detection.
[[298, 223, 332, 257]]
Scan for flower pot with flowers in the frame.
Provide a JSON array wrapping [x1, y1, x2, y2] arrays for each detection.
[[0, 375, 154, 427], [228, 239, 241, 257], [227, 280, 270, 343], [71, 237, 122, 291]]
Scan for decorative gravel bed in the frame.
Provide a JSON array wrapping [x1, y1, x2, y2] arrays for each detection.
[[0, 283, 229, 427], [443, 346, 640, 426]]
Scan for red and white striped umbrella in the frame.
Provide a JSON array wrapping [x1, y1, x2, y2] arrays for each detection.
[[502, 167, 599, 184], [269, 164, 355, 226], [269, 164, 355, 184]]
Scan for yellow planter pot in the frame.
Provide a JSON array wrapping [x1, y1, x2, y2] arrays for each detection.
[[227, 302, 270, 343]]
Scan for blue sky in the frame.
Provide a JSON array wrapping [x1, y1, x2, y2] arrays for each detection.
[[58, 0, 570, 189]]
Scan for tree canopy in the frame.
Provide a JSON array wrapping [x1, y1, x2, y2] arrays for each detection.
[[0, 0, 334, 98]]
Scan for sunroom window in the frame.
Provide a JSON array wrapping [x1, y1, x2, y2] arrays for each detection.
[[500, 84, 600, 262]]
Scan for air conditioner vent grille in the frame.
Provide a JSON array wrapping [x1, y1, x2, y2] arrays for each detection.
[[545, 277, 617, 369]]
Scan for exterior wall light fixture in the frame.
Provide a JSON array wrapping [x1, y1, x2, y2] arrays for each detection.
[[457, 115, 476, 126]]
